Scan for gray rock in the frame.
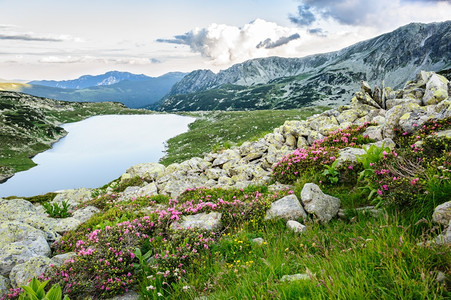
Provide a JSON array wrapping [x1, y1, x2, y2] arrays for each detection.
[[211, 149, 241, 167], [363, 126, 383, 141], [433, 222, 450, 245], [108, 290, 140, 300], [0, 221, 51, 276], [0, 274, 11, 298], [265, 195, 307, 221], [423, 73, 449, 105], [280, 273, 309, 282], [125, 163, 165, 182], [170, 212, 222, 231], [206, 168, 227, 180], [286, 220, 306, 233], [47, 217, 81, 233], [300, 183, 341, 223], [52, 188, 92, 207], [436, 271, 447, 283], [0, 198, 39, 221], [9, 256, 54, 288], [335, 147, 366, 168], [251, 238, 265, 245], [364, 138, 396, 151], [432, 201, 451, 226], [138, 182, 159, 197], [51, 252, 76, 266], [72, 206, 100, 223]]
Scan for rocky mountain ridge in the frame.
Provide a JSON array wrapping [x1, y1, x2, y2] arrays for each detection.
[[1, 72, 186, 108], [157, 21, 451, 111], [29, 71, 153, 89]]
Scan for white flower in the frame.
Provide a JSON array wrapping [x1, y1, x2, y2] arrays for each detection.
[[146, 285, 156, 290]]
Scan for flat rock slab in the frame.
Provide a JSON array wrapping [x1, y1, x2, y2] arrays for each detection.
[[170, 212, 222, 231], [265, 195, 307, 221]]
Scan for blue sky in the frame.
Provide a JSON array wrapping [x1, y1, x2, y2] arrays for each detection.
[[0, 0, 450, 81]]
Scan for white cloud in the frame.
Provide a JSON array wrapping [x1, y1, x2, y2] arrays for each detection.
[[157, 19, 305, 65]]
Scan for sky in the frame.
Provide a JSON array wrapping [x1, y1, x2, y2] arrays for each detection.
[[0, 0, 450, 81]]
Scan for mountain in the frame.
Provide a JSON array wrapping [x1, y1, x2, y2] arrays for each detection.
[[1, 72, 186, 108], [156, 21, 451, 111], [29, 71, 152, 89]]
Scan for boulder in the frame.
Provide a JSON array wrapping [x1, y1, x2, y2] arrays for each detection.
[[47, 217, 81, 233], [432, 201, 451, 226], [0, 221, 51, 276], [125, 163, 165, 182], [264, 195, 308, 221], [170, 212, 222, 231], [240, 140, 268, 158], [51, 252, 76, 266], [423, 73, 449, 106], [206, 168, 227, 180], [433, 221, 451, 245], [300, 183, 341, 223], [335, 148, 366, 168], [383, 102, 421, 139], [211, 149, 241, 167], [0, 198, 39, 221], [286, 220, 306, 233], [137, 182, 158, 197], [52, 188, 92, 207], [72, 206, 100, 223], [9, 256, 54, 288], [108, 291, 141, 300], [363, 125, 383, 141], [0, 275, 11, 298]]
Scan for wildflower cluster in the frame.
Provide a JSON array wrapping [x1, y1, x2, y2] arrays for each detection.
[[46, 216, 159, 299], [273, 123, 373, 183]]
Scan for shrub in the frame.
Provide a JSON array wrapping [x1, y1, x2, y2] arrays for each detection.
[[273, 123, 373, 183]]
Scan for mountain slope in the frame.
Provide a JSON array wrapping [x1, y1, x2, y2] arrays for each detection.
[[29, 71, 152, 89], [1, 72, 186, 108], [157, 21, 451, 111]]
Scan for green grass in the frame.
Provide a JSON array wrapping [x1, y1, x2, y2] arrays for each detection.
[[160, 107, 329, 166]]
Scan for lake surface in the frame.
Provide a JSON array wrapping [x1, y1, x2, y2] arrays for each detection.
[[0, 114, 195, 197]]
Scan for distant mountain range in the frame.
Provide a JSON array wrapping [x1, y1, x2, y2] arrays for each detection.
[[156, 21, 451, 111], [29, 71, 151, 89], [0, 72, 186, 108]]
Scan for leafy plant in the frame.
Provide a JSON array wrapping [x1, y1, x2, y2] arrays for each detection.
[[42, 200, 71, 218], [19, 277, 69, 300], [357, 143, 390, 181], [322, 160, 339, 184]]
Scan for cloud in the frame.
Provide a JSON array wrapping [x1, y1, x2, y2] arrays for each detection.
[[157, 19, 304, 65], [256, 33, 301, 49], [290, 0, 451, 29], [39, 56, 159, 65], [289, 5, 316, 26], [0, 32, 82, 42]]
